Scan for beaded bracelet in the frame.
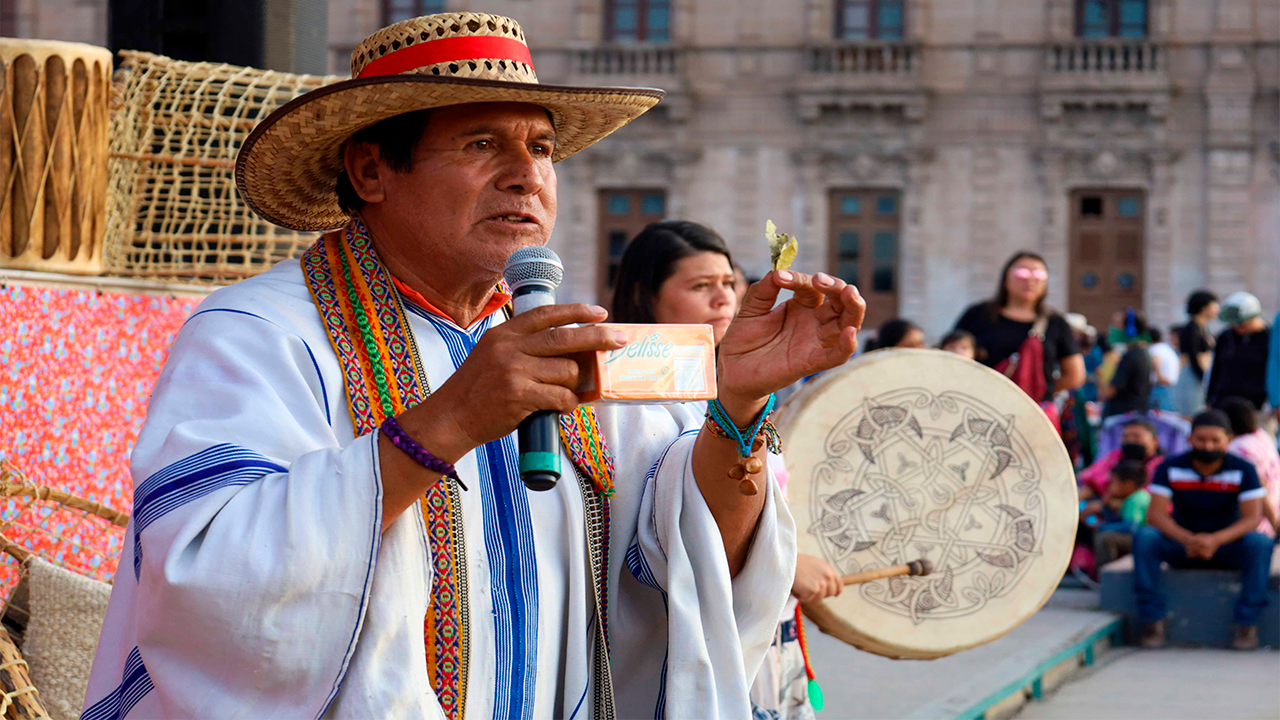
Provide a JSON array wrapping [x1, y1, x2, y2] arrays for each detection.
[[705, 394, 778, 496], [380, 415, 467, 491]]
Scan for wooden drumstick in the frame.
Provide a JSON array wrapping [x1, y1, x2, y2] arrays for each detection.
[[841, 559, 933, 586]]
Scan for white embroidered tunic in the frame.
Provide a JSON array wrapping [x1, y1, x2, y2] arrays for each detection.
[[82, 260, 796, 720]]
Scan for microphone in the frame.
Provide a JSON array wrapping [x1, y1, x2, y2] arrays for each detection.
[[503, 246, 566, 491]]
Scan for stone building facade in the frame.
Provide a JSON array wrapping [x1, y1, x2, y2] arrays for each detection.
[[10, 0, 1279, 337]]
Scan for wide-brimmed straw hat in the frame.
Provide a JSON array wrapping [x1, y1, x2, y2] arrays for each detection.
[[235, 12, 665, 231]]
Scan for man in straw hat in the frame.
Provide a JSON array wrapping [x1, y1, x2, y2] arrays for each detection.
[[85, 12, 865, 719]]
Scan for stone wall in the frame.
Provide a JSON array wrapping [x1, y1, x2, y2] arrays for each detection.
[[11, 0, 1280, 338]]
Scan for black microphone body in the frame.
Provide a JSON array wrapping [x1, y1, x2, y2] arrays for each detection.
[[504, 248, 566, 491]]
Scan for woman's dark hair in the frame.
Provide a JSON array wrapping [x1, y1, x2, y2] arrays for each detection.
[[1215, 396, 1258, 436], [1185, 290, 1218, 318], [335, 110, 433, 214], [611, 221, 733, 324], [938, 329, 975, 349], [990, 251, 1048, 317], [874, 318, 921, 349]]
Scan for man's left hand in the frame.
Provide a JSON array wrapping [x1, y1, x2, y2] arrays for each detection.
[[716, 270, 864, 422]]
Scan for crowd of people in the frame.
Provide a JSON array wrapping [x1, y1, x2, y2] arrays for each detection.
[[863, 251, 1279, 653]]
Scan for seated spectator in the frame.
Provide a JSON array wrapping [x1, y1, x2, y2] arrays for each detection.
[[1081, 459, 1151, 568], [1078, 418, 1162, 500], [1134, 410, 1274, 650], [938, 330, 976, 360], [1218, 396, 1280, 537], [871, 318, 926, 350]]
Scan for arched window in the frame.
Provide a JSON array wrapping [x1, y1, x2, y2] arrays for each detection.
[[384, 0, 446, 27], [837, 0, 905, 41], [605, 0, 671, 42], [1077, 0, 1147, 38]]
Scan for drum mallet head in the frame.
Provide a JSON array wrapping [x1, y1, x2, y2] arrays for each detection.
[[906, 558, 933, 576]]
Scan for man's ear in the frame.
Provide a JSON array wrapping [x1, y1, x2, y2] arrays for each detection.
[[343, 141, 386, 204]]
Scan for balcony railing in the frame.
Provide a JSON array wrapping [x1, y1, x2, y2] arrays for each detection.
[[807, 43, 919, 74], [574, 47, 680, 75], [1044, 41, 1165, 73]]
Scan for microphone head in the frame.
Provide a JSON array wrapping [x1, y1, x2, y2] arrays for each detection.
[[504, 246, 564, 292]]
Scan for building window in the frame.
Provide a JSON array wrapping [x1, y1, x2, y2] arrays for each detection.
[[829, 189, 900, 329], [837, 0, 905, 41], [606, 0, 670, 42], [0, 0, 17, 37], [1077, 0, 1146, 38], [598, 189, 667, 299], [384, 0, 446, 26]]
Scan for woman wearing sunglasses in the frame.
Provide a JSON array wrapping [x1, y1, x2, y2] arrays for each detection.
[[952, 251, 1086, 406]]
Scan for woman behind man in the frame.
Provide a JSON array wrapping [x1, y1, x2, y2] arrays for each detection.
[[952, 251, 1085, 402], [612, 220, 833, 720], [1218, 397, 1280, 538]]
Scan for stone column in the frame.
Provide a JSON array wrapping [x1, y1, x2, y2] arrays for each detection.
[[1144, 150, 1179, 330]]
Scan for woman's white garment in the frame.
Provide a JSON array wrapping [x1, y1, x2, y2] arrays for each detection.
[[81, 260, 795, 720]]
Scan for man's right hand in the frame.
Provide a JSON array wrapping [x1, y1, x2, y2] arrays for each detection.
[[376, 304, 626, 531], [792, 553, 843, 603], [400, 303, 628, 463]]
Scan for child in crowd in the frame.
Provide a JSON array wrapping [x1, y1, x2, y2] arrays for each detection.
[[1081, 459, 1151, 568], [939, 330, 977, 360]]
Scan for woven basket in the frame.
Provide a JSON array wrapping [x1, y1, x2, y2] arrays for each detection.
[[0, 461, 128, 608], [103, 51, 342, 284], [0, 461, 128, 720]]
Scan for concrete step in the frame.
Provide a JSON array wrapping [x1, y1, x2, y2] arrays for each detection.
[[804, 589, 1123, 720]]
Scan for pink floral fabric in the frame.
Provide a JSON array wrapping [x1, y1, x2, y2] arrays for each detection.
[[0, 284, 200, 590]]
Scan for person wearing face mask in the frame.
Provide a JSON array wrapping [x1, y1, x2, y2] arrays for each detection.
[[1134, 410, 1274, 650], [613, 221, 837, 719], [1206, 291, 1272, 410], [1077, 418, 1163, 502]]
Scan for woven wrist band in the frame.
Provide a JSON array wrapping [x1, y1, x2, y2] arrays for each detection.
[[380, 415, 467, 491]]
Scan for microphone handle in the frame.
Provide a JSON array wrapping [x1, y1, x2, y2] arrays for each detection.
[[510, 283, 562, 491], [518, 410, 561, 491]]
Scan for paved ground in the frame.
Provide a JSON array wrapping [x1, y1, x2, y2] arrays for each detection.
[[804, 588, 1280, 720], [805, 589, 1114, 719], [1017, 648, 1280, 720]]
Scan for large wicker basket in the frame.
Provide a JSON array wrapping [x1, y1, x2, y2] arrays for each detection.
[[103, 51, 341, 284]]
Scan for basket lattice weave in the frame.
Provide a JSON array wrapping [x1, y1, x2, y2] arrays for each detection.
[[0, 461, 129, 596], [103, 51, 341, 284]]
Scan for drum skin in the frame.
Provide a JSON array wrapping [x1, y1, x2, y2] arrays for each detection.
[[777, 349, 1077, 660]]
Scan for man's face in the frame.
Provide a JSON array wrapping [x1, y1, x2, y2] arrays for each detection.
[[370, 102, 558, 276], [1189, 426, 1230, 454]]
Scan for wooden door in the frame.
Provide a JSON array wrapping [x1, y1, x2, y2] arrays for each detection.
[[1068, 189, 1145, 331], [828, 189, 901, 330]]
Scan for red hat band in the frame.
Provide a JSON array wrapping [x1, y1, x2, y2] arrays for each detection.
[[358, 35, 536, 79]]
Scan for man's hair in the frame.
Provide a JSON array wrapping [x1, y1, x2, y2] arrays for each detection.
[[1191, 409, 1232, 433], [1215, 396, 1258, 436], [335, 110, 433, 214], [1110, 459, 1147, 485], [1185, 290, 1217, 317]]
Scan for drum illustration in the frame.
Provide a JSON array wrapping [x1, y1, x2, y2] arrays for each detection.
[[777, 349, 1077, 660]]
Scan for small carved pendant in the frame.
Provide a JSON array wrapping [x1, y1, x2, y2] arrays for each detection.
[[731, 447, 767, 495]]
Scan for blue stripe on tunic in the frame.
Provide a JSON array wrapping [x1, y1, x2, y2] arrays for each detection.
[[411, 306, 540, 719], [131, 444, 286, 579], [79, 646, 154, 720]]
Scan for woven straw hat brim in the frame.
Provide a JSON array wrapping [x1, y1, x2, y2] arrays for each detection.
[[235, 74, 664, 231]]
